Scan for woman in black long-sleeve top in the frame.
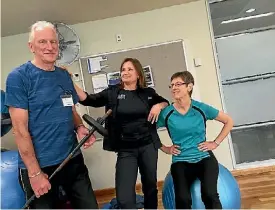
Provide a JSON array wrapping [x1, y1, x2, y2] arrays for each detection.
[[74, 58, 169, 209]]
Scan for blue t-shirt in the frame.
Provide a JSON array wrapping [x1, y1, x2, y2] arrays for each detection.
[[157, 99, 219, 163], [5, 61, 80, 168]]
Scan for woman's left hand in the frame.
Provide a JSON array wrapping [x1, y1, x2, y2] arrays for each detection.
[[148, 104, 162, 124], [198, 141, 218, 152]]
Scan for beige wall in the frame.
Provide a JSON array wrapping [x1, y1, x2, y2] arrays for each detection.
[[1, 0, 234, 190]]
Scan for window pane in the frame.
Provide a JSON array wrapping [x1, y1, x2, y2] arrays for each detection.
[[215, 29, 275, 81], [222, 77, 275, 126], [231, 124, 275, 164]]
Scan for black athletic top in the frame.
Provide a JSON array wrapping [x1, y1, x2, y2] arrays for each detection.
[[116, 89, 152, 148], [79, 85, 169, 151]]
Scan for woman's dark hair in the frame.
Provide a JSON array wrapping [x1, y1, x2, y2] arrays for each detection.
[[120, 58, 147, 88], [171, 71, 194, 96]]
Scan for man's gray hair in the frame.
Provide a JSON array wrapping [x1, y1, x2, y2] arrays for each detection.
[[29, 21, 57, 42]]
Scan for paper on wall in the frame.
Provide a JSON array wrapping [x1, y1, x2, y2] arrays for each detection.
[[107, 71, 121, 85], [87, 56, 107, 73], [143, 65, 155, 87], [91, 74, 108, 93]]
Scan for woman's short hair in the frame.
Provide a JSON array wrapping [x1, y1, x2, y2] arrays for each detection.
[[171, 71, 194, 96]]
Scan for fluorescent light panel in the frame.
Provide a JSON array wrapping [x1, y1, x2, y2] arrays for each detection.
[[221, 12, 275, 24], [246, 8, 256, 13]]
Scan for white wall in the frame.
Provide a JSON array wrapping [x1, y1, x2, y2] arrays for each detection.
[[1, 0, 233, 190]]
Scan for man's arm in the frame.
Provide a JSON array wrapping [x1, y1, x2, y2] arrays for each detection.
[[72, 106, 96, 148], [5, 69, 51, 198], [72, 105, 83, 129], [9, 107, 41, 176]]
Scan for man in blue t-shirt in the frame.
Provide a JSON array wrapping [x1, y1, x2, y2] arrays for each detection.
[[5, 21, 98, 209]]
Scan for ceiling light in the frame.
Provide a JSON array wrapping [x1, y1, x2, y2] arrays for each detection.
[[221, 12, 275, 24], [246, 8, 256, 13]]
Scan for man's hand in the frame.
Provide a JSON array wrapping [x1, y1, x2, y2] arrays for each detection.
[[77, 125, 96, 149], [29, 172, 51, 198]]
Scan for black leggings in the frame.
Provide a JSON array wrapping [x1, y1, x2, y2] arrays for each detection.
[[171, 154, 222, 209], [115, 143, 158, 209]]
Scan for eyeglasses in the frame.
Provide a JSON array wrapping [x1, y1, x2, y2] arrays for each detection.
[[168, 82, 186, 89]]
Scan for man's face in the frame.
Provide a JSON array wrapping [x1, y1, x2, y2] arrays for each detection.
[[29, 27, 59, 64]]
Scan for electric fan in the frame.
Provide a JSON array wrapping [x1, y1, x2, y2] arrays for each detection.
[[53, 22, 80, 66]]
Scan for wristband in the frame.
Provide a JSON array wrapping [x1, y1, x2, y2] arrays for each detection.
[[29, 171, 41, 178]]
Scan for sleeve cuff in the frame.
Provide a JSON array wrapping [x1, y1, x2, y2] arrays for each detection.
[[78, 92, 89, 106], [154, 140, 162, 149]]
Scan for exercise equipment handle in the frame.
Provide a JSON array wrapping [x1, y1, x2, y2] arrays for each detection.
[[1, 113, 12, 125], [82, 110, 111, 137], [21, 109, 112, 209], [1, 118, 11, 125]]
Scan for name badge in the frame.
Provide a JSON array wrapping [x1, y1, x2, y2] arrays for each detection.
[[61, 94, 74, 106]]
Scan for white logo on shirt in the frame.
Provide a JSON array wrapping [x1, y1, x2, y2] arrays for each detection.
[[117, 94, 126, 99], [148, 96, 152, 100]]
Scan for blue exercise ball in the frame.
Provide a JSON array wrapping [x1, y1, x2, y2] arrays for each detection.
[[101, 194, 144, 209], [162, 164, 241, 209], [1, 150, 26, 209], [101, 203, 112, 209]]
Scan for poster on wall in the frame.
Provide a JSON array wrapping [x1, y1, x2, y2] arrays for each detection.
[[87, 56, 108, 74], [107, 71, 121, 86], [91, 74, 108, 93], [105, 65, 155, 87], [143, 65, 154, 87]]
